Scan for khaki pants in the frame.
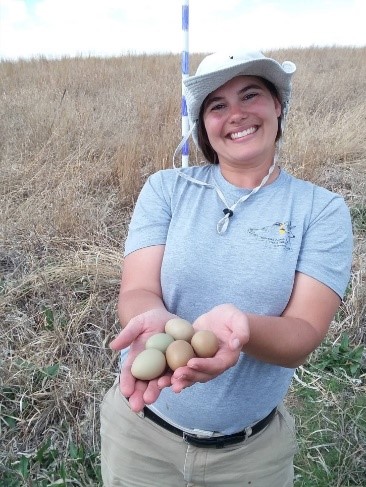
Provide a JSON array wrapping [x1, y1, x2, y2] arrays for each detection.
[[100, 381, 298, 487]]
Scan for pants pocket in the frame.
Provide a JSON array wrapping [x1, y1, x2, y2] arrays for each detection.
[[277, 403, 299, 455]]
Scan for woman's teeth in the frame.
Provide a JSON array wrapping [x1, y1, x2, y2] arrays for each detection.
[[230, 126, 257, 140]]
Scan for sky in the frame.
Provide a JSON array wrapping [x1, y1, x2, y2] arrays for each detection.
[[0, 0, 365, 61]]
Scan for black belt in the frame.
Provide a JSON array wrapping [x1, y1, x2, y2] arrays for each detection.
[[143, 407, 277, 449]]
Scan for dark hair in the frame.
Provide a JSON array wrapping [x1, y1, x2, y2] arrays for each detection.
[[197, 77, 283, 164]]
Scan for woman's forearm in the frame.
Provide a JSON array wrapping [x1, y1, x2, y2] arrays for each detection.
[[117, 289, 169, 328], [243, 313, 325, 368], [241, 273, 340, 368]]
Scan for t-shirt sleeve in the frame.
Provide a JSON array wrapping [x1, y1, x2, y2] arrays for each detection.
[[296, 193, 353, 299], [124, 171, 172, 256]]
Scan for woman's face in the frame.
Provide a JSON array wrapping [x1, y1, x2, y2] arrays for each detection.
[[202, 75, 281, 169]]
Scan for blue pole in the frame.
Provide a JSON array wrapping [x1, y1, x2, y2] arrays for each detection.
[[181, 0, 189, 167]]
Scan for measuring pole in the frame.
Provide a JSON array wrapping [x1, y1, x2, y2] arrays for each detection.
[[181, 0, 189, 167]]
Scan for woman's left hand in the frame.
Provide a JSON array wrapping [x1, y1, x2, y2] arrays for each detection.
[[109, 308, 176, 412], [167, 304, 250, 393]]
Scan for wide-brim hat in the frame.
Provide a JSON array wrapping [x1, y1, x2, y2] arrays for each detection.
[[183, 50, 296, 148]]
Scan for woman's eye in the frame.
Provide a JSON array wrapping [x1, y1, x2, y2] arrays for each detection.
[[243, 92, 258, 101], [211, 103, 226, 111]]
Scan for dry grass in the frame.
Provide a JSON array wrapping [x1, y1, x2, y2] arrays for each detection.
[[0, 47, 365, 485]]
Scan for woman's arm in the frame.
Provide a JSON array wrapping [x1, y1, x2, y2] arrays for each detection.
[[117, 244, 169, 327], [169, 272, 341, 392], [243, 271, 341, 367]]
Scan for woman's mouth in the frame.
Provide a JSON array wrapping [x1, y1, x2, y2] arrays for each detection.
[[230, 126, 257, 140]]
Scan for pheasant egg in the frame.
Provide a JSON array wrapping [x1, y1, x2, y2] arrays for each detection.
[[191, 330, 219, 358], [145, 333, 175, 353], [165, 318, 194, 341], [131, 349, 166, 380], [165, 340, 196, 371]]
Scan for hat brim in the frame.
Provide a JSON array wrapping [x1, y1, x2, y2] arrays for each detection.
[[184, 58, 295, 126]]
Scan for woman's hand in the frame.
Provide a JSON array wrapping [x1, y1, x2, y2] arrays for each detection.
[[109, 308, 176, 412], [169, 304, 250, 393]]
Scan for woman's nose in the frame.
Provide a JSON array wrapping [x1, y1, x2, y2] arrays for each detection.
[[228, 103, 247, 122]]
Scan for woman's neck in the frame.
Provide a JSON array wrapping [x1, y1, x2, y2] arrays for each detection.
[[218, 160, 280, 189]]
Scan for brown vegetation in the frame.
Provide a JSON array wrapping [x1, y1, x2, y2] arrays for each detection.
[[0, 47, 365, 484]]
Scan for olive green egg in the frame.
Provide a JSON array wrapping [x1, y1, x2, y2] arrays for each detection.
[[131, 349, 167, 380], [145, 333, 175, 353]]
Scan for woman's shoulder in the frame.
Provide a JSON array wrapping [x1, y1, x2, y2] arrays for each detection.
[[282, 170, 347, 204], [280, 171, 351, 235]]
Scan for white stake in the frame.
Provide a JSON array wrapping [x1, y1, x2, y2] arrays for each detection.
[[181, 0, 189, 167]]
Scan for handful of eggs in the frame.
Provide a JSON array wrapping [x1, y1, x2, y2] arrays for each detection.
[[131, 318, 219, 381]]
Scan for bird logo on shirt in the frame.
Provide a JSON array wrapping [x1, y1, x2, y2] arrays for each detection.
[[248, 222, 295, 249]]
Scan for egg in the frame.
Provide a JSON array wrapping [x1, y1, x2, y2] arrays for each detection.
[[165, 318, 195, 342], [145, 333, 175, 353], [131, 349, 167, 380], [165, 340, 196, 371], [191, 330, 219, 358]]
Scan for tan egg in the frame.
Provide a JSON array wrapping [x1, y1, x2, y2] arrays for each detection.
[[191, 330, 219, 358], [165, 340, 196, 371], [165, 318, 194, 342], [131, 349, 167, 381], [145, 333, 175, 353]]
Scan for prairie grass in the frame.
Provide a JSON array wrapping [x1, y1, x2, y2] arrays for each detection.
[[0, 47, 365, 486]]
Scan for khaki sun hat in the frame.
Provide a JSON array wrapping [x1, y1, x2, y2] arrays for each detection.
[[183, 49, 296, 148]]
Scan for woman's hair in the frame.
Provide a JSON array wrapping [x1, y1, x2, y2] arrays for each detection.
[[197, 77, 282, 164]]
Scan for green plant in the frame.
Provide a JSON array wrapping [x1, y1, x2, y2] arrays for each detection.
[[40, 305, 68, 331], [291, 364, 366, 487], [313, 333, 365, 377], [351, 204, 366, 233], [0, 438, 102, 486]]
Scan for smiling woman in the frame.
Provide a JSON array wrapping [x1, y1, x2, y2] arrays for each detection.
[[100, 49, 353, 487], [198, 76, 283, 164], [200, 76, 281, 177]]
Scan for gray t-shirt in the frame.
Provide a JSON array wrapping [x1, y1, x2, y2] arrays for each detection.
[[122, 164, 353, 434]]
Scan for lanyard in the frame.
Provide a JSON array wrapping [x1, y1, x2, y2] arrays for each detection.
[[173, 124, 277, 234]]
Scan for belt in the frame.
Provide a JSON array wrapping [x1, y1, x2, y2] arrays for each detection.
[[143, 406, 277, 449]]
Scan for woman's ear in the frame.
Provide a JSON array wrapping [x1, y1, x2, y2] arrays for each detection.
[[274, 97, 282, 118]]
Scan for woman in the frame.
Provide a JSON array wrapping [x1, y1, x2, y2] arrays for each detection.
[[100, 50, 353, 486]]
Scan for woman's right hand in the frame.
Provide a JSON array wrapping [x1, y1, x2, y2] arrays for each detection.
[[109, 308, 176, 412]]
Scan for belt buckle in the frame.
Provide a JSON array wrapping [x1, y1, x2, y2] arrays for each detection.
[[183, 432, 228, 449], [183, 431, 202, 445], [182, 431, 190, 444], [183, 432, 212, 448]]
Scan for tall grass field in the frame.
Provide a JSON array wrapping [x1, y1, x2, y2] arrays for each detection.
[[1, 47, 365, 486]]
